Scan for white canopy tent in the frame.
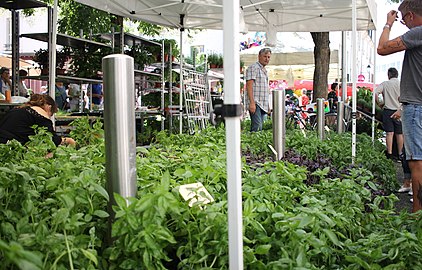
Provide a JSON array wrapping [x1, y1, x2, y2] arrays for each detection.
[[73, 0, 377, 268], [76, 0, 376, 32], [240, 32, 340, 81]]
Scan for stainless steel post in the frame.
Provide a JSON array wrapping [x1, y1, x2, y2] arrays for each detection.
[[341, 31, 347, 103], [103, 54, 137, 210], [317, 98, 325, 140], [272, 89, 285, 160], [337, 101, 344, 134], [169, 46, 173, 133], [161, 40, 165, 131]]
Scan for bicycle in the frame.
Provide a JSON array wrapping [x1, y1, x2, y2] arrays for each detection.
[[285, 104, 317, 130]]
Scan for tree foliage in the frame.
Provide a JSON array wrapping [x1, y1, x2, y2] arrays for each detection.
[[57, 0, 115, 37], [22, 0, 161, 38]]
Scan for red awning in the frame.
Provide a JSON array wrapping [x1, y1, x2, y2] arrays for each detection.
[[293, 80, 377, 97], [294, 80, 314, 90]]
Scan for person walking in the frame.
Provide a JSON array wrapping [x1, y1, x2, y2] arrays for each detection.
[[400, 147, 413, 196], [375, 67, 403, 161], [245, 47, 271, 132], [377, 0, 422, 213]]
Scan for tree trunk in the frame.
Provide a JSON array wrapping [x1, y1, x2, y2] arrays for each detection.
[[311, 32, 330, 102]]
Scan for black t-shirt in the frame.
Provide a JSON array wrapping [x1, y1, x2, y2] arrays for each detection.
[[0, 107, 61, 146], [327, 91, 338, 101]]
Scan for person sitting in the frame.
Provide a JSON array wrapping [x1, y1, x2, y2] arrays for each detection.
[[68, 84, 81, 112], [91, 84, 103, 105], [88, 72, 104, 109], [18, 69, 29, 97], [0, 94, 75, 147], [0, 67, 12, 95], [299, 89, 310, 107], [55, 81, 68, 111]]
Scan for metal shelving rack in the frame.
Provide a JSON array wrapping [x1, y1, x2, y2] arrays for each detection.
[[0, 0, 48, 96], [20, 31, 111, 113], [107, 33, 166, 131], [2, 0, 167, 135], [182, 68, 212, 134]]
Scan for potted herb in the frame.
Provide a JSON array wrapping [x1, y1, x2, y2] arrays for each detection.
[[152, 38, 180, 62], [56, 47, 71, 75], [33, 48, 70, 75], [217, 54, 224, 68], [208, 53, 219, 69], [147, 43, 162, 62], [125, 44, 155, 70], [70, 46, 112, 78], [33, 49, 49, 73], [163, 39, 179, 61], [240, 59, 245, 74]]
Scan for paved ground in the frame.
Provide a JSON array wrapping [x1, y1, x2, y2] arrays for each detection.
[[393, 161, 413, 213]]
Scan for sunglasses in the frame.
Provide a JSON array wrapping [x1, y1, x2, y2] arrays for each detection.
[[401, 12, 410, 25]]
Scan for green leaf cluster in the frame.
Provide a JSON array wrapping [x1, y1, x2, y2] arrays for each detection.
[[0, 126, 108, 269], [0, 124, 420, 269]]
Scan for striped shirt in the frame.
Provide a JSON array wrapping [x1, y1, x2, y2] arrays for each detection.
[[245, 61, 270, 112]]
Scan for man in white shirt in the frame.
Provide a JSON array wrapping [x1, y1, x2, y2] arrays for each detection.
[[375, 67, 403, 160]]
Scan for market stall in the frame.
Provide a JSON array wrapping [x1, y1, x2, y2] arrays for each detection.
[[74, 1, 377, 268]]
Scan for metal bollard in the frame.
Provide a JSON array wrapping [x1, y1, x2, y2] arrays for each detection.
[[272, 89, 286, 160], [317, 98, 325, 140], [337, 101, 344, 134], [103, 54, 137, 208]]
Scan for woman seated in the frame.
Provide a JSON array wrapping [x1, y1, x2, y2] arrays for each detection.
[[0, 94, 75, 146]]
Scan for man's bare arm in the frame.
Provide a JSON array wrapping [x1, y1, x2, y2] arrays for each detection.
[[378, 36, 407, 55], [377, 10, 407, 55], [246, 79, 256, 114]]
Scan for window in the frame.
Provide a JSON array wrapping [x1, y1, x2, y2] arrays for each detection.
[[4, 17, 12, 51]]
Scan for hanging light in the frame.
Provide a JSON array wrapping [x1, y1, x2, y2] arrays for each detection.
[[366, 64, 371, 82], [266, 9, 277, 47], [239, 8, 248, 34]]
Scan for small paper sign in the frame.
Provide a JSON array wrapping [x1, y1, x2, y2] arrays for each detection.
[[178, 182, 214, 207]]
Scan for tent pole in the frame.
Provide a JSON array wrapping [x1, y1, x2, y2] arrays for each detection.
[[224, 1, 243, 269], [11, 10, 19, 96], [49, 0, 58, 125], [351, 0, 357, 163], [179, 23, 184, 134], [169, 45, 173, 133], [371, 30, 377, 143], [341, 31, 347, 103]]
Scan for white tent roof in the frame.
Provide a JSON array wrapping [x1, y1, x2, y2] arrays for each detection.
[[76, 0, 376, 32]]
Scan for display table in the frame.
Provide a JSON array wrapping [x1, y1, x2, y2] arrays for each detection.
[[55, 114, 102, 122], [135, 109, 161, 119], [55, 114, 103, 136], [0, 102, 24, 107], [0, 102, 24, 121]]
